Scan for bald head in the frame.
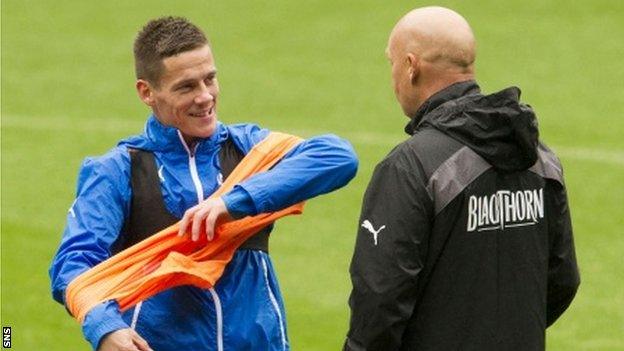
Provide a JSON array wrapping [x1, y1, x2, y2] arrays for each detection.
[[390, 6, 475, 71], [387, 7, 476, 117]]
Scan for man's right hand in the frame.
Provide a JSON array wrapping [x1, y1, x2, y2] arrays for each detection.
[[98, 328, 153, 351]]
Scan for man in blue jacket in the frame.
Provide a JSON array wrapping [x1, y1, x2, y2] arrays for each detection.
[[50, 16, 358, 351]]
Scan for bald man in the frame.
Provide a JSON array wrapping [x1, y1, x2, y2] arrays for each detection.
[[345, 7, 579, 351]]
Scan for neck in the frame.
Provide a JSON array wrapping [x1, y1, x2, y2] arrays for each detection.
[[181, 133, 197, 147], [180, 133, 199, 155], [152, 113, 199, 151], [416, 72, 475, 110]]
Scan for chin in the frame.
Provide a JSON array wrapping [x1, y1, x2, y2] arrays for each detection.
[[400, 101, 419, 118], [196, 117, 218, 137], [180, 124, 216, 140], [194, 129, 216, 139], [198, 124, 218, 138], [400, 105, 412, 118]]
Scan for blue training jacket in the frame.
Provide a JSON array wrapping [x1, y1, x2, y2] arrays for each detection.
[[49, 115, 358, 350]]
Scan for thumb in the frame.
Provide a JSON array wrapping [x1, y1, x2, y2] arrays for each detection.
[[131, 330, 153, 351]]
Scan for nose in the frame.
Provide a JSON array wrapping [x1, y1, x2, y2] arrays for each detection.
[[194, 83, 215, 105]]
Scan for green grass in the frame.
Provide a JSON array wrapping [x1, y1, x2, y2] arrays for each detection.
[[2, 0, 623, 350]]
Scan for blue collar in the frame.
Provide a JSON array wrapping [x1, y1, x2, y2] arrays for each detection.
[[119, 114, 228, 153]]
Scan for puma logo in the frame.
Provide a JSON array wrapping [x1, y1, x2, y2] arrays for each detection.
[[361, 220, 386, 246]]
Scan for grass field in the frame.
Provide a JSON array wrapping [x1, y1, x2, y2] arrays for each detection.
[[2, 0, 623, 350]]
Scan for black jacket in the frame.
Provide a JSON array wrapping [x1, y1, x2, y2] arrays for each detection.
[[345, 81, 580, 351]]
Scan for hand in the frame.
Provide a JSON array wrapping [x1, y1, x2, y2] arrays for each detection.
[[97, 328, 152, 351], [178, 197, 233, 241]]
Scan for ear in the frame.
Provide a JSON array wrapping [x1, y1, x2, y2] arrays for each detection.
[[136, 79, 155, 107], [406, 53, 420, 84]]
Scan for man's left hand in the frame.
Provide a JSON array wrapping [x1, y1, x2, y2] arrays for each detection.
[[178, 197, 233, 241]]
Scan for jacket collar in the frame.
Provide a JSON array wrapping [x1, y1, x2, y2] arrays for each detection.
[[134, 114, 226, 154], [405, 80, 481, 135]]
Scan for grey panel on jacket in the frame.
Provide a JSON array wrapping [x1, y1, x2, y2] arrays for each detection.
[[529, 143, 564, 185], [426, 146, 492, 215]]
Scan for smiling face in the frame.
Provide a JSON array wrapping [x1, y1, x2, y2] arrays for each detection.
[[137, 45, 219, 144]]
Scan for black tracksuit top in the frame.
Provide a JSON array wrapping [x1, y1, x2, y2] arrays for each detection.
[[345, 81, 580, 351]]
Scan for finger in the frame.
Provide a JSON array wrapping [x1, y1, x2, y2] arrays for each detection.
[[98, 329, 134, 351], [119, 339, 140, 351], [131, 331, 153, 351], [192, 208, 210, 241], [121, 335, 140, 351], [205, 210, 219, 241], [178, 207, 196, 237]]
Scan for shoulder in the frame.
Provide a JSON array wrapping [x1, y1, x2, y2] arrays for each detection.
[[372, 141, 427, 187], [393, 127, 466, 180], [77, 146, 131, 188], [380, 128, 454, 174], [529, 142, 564, 185], [366, 139, 432, 203], [381, 141, 419, 168], [222, 122, 270, 153]]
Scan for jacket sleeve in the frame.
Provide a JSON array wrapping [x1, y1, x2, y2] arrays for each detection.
[[222, 124, 358, 216], [48, 152, 131, 349], [344, 150, 432, 351], [545, 180, 580, 327]]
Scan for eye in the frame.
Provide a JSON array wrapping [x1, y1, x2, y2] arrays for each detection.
[[178, 85, 193, 92]]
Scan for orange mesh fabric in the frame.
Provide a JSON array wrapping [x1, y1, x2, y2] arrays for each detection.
[[66, 132, 304, 323]]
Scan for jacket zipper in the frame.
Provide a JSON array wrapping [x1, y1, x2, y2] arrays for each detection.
[[130, 302, 142, 330], [178, 131, 224, 351], [261, 257, 287, 350]]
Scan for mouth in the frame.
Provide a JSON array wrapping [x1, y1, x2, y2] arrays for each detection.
[[189, 106, 216, 119]]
